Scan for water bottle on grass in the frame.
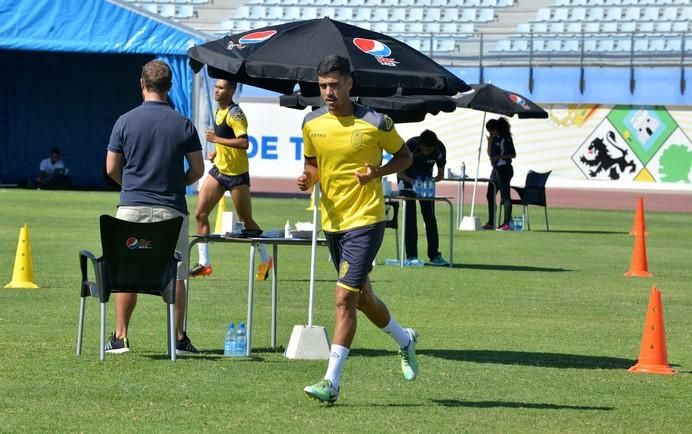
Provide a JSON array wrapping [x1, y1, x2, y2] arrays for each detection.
[[224, 323, 236, 356], [236, 322, 247, 356]]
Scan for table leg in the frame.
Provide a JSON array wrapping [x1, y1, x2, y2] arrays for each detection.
[[456, 180, 462, 229], [400, 199, 407, 267], [271, 244, 278, 349], [183, 238, 200, 333], [446, 198, 454, 266], [247, 243, 256, 356]]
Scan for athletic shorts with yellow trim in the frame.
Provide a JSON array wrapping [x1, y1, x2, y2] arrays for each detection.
[[325, 222, 385, 292]]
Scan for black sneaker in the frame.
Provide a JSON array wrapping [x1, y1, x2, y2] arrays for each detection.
[[105, 333, 130, 354], [176, 333, 199, 355]]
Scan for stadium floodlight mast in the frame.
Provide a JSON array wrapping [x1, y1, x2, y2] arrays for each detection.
[[284, 182, 330, 360]]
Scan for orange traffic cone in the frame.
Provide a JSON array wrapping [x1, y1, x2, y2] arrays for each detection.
[[4, 224, 39, 288], [625, 231, 653, 277], [629, 197, 648, 236], [628, 286, 676, 375]]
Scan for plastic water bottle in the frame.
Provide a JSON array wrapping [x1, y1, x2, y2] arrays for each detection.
[[224, 322, 236, 356], [381, 177, 391, 196], [461, 162, 466, 178], [404, 258, 424, 267], [384, 258, 400, 266], [397, 180, 404, 195], [414, 178, 422, 197], [235, 322, 247, 356], [430, 178, 436, 198], [284, 220, 291, 238], [515, 216, 523, 231]]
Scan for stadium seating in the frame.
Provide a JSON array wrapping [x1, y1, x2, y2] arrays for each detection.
[[494, 0, 691, 55], [204, 0, 507, 52], [126, 0, 688, 58]]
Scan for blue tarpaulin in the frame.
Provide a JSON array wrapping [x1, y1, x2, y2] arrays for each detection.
[[0, 0, 206, 187]]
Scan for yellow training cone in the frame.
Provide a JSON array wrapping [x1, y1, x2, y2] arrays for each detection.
[[213, 195, 227, 234], [4, 224, 39, 288]]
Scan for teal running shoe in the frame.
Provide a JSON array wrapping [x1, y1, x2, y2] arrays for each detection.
[[428, 255, 450, 266], [399, 328, 419, 381], [304, 379, 339, 404]]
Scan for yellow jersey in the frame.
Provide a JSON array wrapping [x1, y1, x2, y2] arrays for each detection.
[[213, 104, 249, 175], [302, 104, 404, 232]]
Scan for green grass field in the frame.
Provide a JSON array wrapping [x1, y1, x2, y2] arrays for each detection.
[[0, 188, 690, 433]]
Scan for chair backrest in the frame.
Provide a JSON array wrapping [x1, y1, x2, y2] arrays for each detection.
[[99, 215, 183, 298], [384, 200, 400, 229], [522, 170, 551, 206]]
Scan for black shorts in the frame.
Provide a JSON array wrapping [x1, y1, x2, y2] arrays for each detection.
[[325, 222, 385, 292], [209, 166, 250, 191]]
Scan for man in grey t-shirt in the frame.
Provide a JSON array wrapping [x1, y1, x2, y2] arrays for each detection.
[[106, 60, 204, 355]]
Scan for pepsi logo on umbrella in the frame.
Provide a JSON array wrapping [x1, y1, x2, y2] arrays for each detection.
[[507, 94, 530, 110], [353, 38, 398, 67], [227, 30, 277, 50]]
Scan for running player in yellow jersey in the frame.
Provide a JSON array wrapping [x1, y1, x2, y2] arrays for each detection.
[[298, 55, 418, 404], [191, 79, 273, 279]]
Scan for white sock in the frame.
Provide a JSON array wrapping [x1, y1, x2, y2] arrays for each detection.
[[381, 317, 410, 348], [324, 344, 349, 390], [258, 243, 271, 263], [197, 242, 210, 265]]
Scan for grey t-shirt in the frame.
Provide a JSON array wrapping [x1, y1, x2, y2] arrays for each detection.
[[107, 100, 202, 214]]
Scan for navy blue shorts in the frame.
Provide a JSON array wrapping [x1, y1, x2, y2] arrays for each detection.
[[209, 166, 250, 191], [325, 222, 385, 292]]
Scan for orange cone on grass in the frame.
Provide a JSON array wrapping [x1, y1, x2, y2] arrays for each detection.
[[628, 286, 676, 375], [629, 197, 648, 236], [4, 224, 39, 288], [625, 231, 652, 277]]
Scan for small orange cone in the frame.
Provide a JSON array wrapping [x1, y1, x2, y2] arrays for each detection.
[[628, 286, 676, 375], [4, 224, 39, 288], [625, 232, 653, 277], [629, 197, 648, 236]]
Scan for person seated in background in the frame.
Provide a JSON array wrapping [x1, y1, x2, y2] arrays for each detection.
[[396, 129, 449, 266], [36, 147, 72, 189]]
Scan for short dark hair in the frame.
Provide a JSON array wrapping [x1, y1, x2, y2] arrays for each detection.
[[495, 117, 511, 136], [141, 60, 172, 93], [485, 118, 498, 132], [419, 130, 439, 148], [317, 55, 352, 78], [50, 147, 60, 155]]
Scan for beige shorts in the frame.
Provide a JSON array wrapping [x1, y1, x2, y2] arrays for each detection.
[[115, 206, 189, 279]]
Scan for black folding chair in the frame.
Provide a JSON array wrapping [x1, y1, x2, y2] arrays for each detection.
[[77, 215, 183, 361], [510, 170, 552, 231], [384, 199, 400, 260]]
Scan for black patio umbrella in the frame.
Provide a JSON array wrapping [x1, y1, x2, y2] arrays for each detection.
[[188, 17, 469, 97], [452, 84, 549, 227], [453, 83, 549, 119], [279, 92, 457, 123]]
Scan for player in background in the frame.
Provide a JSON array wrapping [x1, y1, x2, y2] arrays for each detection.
[[190, 79, 273, 280]]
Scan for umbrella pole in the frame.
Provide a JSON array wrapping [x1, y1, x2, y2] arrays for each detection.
[[307, 182, 319, 327], [284, 181, 329, 360], [202, 66, 215, 127], [469, 111, 486, 218]]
